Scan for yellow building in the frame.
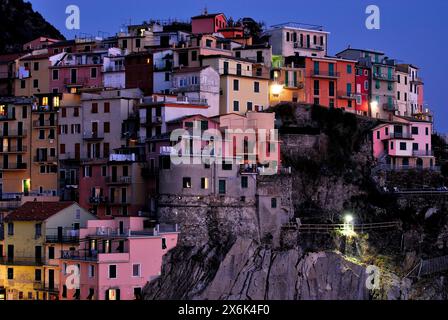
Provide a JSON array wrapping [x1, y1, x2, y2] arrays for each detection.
[[0, 201, 96, 300], [0, 97, 33, 207], [14, 51, 51, 97], [202, 55, 270, 115], [30, 93, 60, 196], [270, 55, 306, 106]]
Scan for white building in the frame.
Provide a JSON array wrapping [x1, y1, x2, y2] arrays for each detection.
[[103, 48, 126, 89]]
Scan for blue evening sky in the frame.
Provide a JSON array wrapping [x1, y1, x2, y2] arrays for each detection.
[[28, 0, 447, 133]]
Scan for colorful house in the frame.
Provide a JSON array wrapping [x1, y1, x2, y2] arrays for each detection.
[[372, 115, 435, 170], [0, 201, 96, 300], [58, 217, 178, 300], [304, 56, 357, 111], [191, 11, 227, 34]]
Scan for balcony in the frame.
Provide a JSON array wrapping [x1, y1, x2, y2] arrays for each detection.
[[172, 84, 200, 93], [383, 102, 398, 111], [337, 91, 356, 100], [60, 178, 79, 187], [60, 250, 130, 263], [34, 156, 58, 163], [389, 132, 412, 139], [109, 154, 136, 162], [413, 150, 434, 157], [311, 70, 340, 79], [33, 282, 59, 293], [32, 105, 58, 113], [284, 81, 305, 89], [0, 113, 16, 121], [102, 65, 125, 73], [83, 132, 104, 141], [176, 96, 208, 105], [46, 231, 80, 244], [105, 176, 132, 185], [0, 129, 27, 137], [0, 146, 28, 153], [33, 120, 56, 128], [0, 257, 45, 266], [410, 77, 423, 85], [0, 162, 28, 170], [293, 42, 325, 51], [63, 77, 89, 87], [373, 73, 396, 82]]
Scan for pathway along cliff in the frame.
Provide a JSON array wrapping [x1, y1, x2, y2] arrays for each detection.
[[144, 104, 448, 300]]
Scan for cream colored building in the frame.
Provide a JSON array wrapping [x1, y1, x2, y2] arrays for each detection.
[[202, 56, 270, 115], [14, 50, 51, 97]]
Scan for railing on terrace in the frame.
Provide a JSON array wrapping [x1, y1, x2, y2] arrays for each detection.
[[389, 132, 412, 139], [0, 146, 28, 153], [0, 129, 27, 137], [412, 150, 434, 157], [46, 228, 80, 243]]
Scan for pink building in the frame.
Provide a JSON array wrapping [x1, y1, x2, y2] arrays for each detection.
[[49, 52, 106, 93], [58, 217, 178, 300], [372, 115, 435, 169]]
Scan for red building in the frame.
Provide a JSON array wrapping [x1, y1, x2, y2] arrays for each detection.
[[355, 65, 370, 116], [304, 56, 357, 111], [125, 52, 153, 95], [191, 11, 227, 34]]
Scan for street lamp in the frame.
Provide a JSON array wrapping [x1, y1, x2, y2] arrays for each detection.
[[342, 214, 356, 237], [271, 83, 283, 97]]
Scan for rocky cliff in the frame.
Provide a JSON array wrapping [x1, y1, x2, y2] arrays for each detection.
[[144, 104, 448, 300], [0, 0, 65, 53]]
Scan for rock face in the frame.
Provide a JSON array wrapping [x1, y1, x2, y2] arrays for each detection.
[[145, 238, 411, 300], [0, 0, 65, 52]]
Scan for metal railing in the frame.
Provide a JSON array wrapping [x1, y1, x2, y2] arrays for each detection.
[[311, 70, 340, 78], [82, 132, 104, 140], [373, 73, 396, 81], [34, 156, 58, 163], [412, 150, 434, 157], [0, 146, 28, 153], [105, 176, 132, 184], [389, 132, 412, 139], [33, 120, 56, 127]]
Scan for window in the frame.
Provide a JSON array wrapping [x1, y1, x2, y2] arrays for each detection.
[[233, 101, 240, 112], [241, 176, 248, 189], [413, 143, 419, 151], [254, 82, 260, 93], [7, 268, 14, 280], [313, 80, 319, 95], [108, 265, 117, 279], [201, 177, 209, 189], [34, 62, 39, 71], [247, 102, 253, 111], [164, 73, 170, 82], [35, 223, 42, 238], [20, 80, 26, 89], [33, 79, 39, 88], [219, 180, 226, 194], [412, 127, 419, 135], [84, 166, 92, 177], [347, 65, 352, 74], [191, 51, 198, 61], [89, 265, 95, 278], [222, 163, 232, 171], [233, 79, 239, 91], [390, 141, 394, 150], [364, 81, 369, 90], [132, 264, 141, 277], [104, 122, 110, 133], [104, 102, 110, 113], [35, 269, 42, 282], [162, 238, 167, 250], [205, 39, 212, 47], [271, 198, 278, 209], [400, 142, 407, 151], [74, 107, 79, 117], [425, 127, 429, 135], [48, 247, 55, 260], [8, 223, 14, 236], [135, 38, 141, 48], [329, 81, 335, 97], [183, 177, 192, 189], [52, 69, 59, 80], [91, 103, 98, 113], [385, 127, 389, 135]]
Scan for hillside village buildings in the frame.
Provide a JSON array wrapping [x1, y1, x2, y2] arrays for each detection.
[[0, 9, 440, 300]]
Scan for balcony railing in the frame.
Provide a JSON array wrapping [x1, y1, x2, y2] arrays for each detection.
[[172, 84, 200, 93], [83, 132, 104, 140], [373, 73, 396, 82], [102, 65, 125, 72], [0, 146, 28, 153], [413, 150, 434, 157], [63, 77, 90, 86], [105, 176, 132, 185], [284, 81, 305, 89], [337, 91, 356, 99], [311, 70, 340, 78], [33, 282, 59, 293], [389, 132, 412, 139], [33, 120, 56, 127], [34, 156, 58, 163], [0, 162, 28, 170], [293, 42, 325, 51], [0, 257, 45, 266], [0, 129, 27, 137]]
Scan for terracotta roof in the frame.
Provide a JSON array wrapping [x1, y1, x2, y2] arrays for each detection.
[[4, 202, 76, 222]]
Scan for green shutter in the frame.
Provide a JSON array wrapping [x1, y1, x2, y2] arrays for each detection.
[[293, 72, 297, 87], [285, 71, 289, 87]]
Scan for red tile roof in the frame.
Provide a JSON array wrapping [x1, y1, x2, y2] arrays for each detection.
[[4, 202, 76, 222]]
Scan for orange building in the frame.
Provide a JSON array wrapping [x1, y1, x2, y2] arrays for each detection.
[[304, 56, 357, 111]]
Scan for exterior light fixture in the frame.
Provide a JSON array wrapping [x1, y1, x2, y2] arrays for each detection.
[[271, 83, 283, 97], [342, 214, 356, 237]]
